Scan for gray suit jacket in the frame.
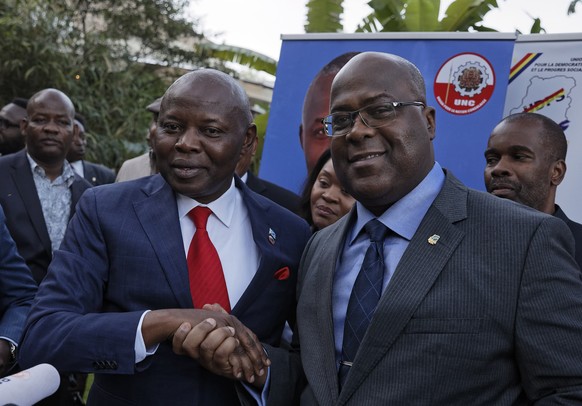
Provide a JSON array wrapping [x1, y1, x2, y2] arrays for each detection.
[[261, 171, 582, 405]]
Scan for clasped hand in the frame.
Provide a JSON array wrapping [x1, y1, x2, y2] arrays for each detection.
[[171, 304, 269, 387]]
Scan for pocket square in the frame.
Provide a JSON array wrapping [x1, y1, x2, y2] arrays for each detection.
[[274, 267, 290, 280]]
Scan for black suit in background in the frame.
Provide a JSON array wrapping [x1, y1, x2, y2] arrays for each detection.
[[0, 150, 91, 284], [80, 160, 116, 186], [555, 205, 582, 268], [245, 171, 301, 214]]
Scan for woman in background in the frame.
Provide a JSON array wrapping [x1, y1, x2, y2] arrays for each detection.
[[299, 149, 355, 231]]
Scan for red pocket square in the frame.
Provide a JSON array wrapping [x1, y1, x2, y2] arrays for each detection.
[[274, 267, 290, 280]]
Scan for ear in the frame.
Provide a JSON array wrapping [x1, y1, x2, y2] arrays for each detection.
[[299, 124, 305, 150], [241, 123, 257, 155], [20, 118, 28, 140], [551, 159, 566, 186], [424, 106, 436, 140]]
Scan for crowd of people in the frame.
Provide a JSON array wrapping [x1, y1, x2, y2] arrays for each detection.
[[0, 50, 581, 405]]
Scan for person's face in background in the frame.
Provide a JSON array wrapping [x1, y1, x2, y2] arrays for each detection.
[[300, 73, 334, 173], [484, 119, 562, 214], [67, 119, 87, 163], [310, 157, 355, 230], [0, 103, 26, 155], [22, 89, 76, 166]]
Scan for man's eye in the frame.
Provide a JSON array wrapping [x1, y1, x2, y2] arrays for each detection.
[[162, 123, 180, 132], [485, 156, 498, 165], [367, 105, 392, 118], [202, 127, 222, 138], [333, 114, 351, 129]]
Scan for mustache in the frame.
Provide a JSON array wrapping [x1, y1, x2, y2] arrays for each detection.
[[487, 177, 520, 192]]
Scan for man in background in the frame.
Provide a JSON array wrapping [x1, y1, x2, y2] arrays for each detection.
[[484, 112, 582, 267], [115, 97, 160, 182], [236, 135, 300, 214], [299, 52, 358, 173], [0, 88, 91, 405], [0, 98, 27, 156], [67, 113, 116, 186]]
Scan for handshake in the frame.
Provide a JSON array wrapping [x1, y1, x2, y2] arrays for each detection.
[[166, 304, 270, 388]]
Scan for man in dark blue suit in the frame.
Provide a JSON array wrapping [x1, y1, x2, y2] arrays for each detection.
[[67, 113, 116, 186], [0, 89, 92, 285], [0, 205, 37, 377], [20, 69, 311, 405]]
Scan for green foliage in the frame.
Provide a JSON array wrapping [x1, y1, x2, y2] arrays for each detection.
[[199, 43, 278, 76], [305, 0, 344, 33], [568, 0, 581, 14], [0, 0, 204, 170], [356, 0, 501, 32]]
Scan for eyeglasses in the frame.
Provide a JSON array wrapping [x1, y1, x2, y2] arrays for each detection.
[[322, 101, 425, 137], [0, 117, 19, 129]]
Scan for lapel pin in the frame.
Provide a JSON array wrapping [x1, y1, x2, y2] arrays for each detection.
[[268, 228, 277, 245], [428, 234, 440, 245]]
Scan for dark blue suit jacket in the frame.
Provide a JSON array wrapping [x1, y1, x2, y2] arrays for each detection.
[[81, 160, 116, 186], [0, 205, 37, 347], [20, 174, 311, 405], [0, 150, 92, 284]]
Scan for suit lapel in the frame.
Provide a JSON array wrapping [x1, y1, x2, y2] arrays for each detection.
[[338, 174, 468, 403], [70, 174, 91, 217], [133, 175, 192, 308], [230, 178, 277, 314], [9, 151, 52, 252], [312, 212, 354, 404]]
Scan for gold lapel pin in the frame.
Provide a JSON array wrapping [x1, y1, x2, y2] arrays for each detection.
[[428, 234, 440, 245]]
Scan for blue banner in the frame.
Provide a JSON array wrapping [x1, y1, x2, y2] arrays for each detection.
[[259, 33, 516, 195]]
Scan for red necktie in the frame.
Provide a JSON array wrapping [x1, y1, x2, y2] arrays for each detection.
[[187, 206, 231, 312]]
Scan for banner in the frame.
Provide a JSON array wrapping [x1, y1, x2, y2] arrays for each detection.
[[259, 33, 516, 195], [504, 33, 582, 222]]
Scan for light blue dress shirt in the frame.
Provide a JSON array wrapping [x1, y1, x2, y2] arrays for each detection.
[[332, 162, 445, 367]]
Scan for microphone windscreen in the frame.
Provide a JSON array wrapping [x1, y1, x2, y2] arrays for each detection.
[[0, 363, 60, 405]]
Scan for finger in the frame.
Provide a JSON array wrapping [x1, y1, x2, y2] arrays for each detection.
[[197, 326, 235, 364], [230, 344, 257, 383], [230, 319, 269, 376], [171, 322, 192, 355], [180, 318, 217, 359], [202, 303, 229, 314]]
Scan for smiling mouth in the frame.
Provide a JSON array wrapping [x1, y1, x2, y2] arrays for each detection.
[[171, 165, 203, 179], [350, 152, 384, 163], [315, 204, 335, 216]]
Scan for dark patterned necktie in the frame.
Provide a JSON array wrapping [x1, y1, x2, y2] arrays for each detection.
[[339, 219, 389, 389]]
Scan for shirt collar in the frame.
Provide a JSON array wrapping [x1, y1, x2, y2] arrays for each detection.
[[176, 178, 237, 228], [26, 152, 76, 186], [350, 162, 445, 244]]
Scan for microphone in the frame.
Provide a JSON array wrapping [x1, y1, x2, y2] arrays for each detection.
[[0, 364, 60, 405]]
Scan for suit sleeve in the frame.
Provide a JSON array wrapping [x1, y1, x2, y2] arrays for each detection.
[[0, 208, 37, 344], [19, 188, 144, 373], [516, 215, 582, 402]]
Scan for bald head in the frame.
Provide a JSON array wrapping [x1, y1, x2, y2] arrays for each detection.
[[333, 52, 427, 103], [28, 88, 75, 120], [161, 69, 253, 124]]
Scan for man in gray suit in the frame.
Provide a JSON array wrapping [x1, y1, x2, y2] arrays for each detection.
[[484, 112, 582, 268], [178, 52, 582, 405]]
